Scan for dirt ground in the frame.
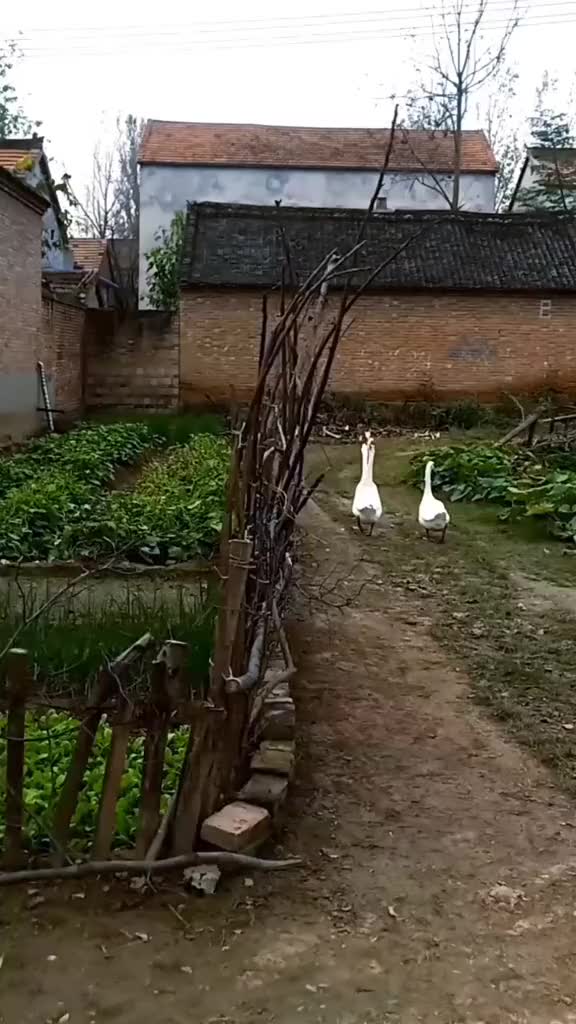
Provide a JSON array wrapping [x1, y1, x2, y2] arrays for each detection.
[[3, 437, 576, 1023]]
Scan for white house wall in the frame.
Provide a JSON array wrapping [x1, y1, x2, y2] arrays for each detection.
[[139, 165, 495, 306]]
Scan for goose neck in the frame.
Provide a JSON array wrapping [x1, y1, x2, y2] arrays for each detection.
[[361, 445, 375, 485], [424, 461, 433, 496]]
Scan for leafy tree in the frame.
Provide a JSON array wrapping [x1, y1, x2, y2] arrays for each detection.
[[113, 114, 146, 239], [0, 40, 41, 138], [483, 64, 522, 210], [518, 72, 576, 212], [146, 211, 185, 311], [404, 0, 520, 209]]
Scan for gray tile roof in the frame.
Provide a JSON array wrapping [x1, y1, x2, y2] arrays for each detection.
[[180, 203, 576, 293]]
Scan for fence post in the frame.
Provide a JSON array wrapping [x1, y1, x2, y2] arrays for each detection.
[[135, 654, 171, 857], [4, 649, 32, 868]]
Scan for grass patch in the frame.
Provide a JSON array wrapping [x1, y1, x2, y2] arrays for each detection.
[[0, 587, 215, 697], [91, 411, 227, 444]]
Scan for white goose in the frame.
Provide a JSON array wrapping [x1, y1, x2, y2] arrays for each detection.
[[418, 459, 450, 542], [352, 431, 383, 536]]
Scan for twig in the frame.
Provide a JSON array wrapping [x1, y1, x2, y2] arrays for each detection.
[[146, 792, 177, 861], [0, 852, 303, 886]]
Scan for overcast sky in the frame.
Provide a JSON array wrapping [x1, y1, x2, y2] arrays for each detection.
[[5, 0, 576, 195]]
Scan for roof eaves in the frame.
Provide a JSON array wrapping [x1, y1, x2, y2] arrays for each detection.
[[0, 165, 49, 214]]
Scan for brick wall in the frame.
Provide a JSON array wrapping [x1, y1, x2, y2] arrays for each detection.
[[0, 187, 43, 442], [40, 296, 85, 420], [180, 289, 576, 403], [84, 310, 179, 410]]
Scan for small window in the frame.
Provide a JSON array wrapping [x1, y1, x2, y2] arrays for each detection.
[[375, 196, 388, 211], [540, 299, 552, 319]]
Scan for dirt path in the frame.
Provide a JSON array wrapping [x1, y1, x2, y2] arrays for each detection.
[[3, 496, 576, 1023]]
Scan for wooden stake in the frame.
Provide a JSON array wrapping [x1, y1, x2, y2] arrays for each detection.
[[3, 649, 31, 868], [209, 539, 253, 706], [92, 700, 131, 860], [135, 657, 171, 857]]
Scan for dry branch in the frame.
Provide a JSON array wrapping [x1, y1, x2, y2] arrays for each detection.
[[0, 851, 303, 887]]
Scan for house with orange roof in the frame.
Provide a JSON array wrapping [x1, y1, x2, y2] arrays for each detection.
[[138, 119, 497, 306], [0, 137, 73, 272]]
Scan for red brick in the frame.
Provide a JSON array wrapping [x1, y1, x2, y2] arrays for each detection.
[[179, 289, 576, 403]]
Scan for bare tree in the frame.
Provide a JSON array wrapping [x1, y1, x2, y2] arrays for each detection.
[[71, 142, 120, 238], [67, 114, 144, 239], [406, 0, 520, 209]]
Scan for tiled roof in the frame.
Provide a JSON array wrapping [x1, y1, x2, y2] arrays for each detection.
[[71, 238, 107, 273], [0, 138, 43, 173], [140, 121, 497, 173], [181, 202, 576, 293]]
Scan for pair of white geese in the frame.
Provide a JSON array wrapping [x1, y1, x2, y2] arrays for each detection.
[[352, 431, 450, 541]]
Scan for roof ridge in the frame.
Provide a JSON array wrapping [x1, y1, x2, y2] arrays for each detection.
[[145, 117, 487, 136]]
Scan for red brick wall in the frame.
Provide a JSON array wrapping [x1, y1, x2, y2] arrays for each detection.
[[0, 187, 44, 442], [84, 310, 179, 411], [180, 289, 576, 403], [40, 296, 85, 419]]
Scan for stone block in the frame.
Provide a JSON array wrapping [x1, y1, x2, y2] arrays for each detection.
[[238, 773, 289, 813], [251, 740, 295, 777], [260, 704, 295, 741], [200, 801, 271, 852], [266, 681, 291, 703]]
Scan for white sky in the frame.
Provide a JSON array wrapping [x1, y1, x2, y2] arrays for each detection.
[[4, 0, 576, 194]]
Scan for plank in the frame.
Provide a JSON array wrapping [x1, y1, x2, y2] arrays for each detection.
[[92, 717, 131, 860], [51, 669, 115, 861], [135, 659, 171, 857]]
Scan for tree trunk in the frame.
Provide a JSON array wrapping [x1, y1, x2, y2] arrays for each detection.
[[452, 85, 464, 210]]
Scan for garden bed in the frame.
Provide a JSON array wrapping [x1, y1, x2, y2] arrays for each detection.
[[0, 419, 230, 565]]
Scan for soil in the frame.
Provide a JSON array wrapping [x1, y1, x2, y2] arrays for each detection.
[[3, 470, 576, 1022]]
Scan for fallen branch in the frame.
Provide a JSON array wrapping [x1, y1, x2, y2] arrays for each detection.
[[0, 851, 303, 886], [498, 404, 547, 446]]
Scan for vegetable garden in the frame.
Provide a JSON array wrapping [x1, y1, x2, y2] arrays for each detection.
[[0, 419, 229, 563], [0, 416, 230, 861]]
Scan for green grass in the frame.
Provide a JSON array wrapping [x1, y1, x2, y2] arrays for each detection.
[[0, 588, 216, 697], [90, 411, 227, 444], [308, 432, 576, 795]]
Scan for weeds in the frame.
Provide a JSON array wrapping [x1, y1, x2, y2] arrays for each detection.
[[0, 587, 216, 696]]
